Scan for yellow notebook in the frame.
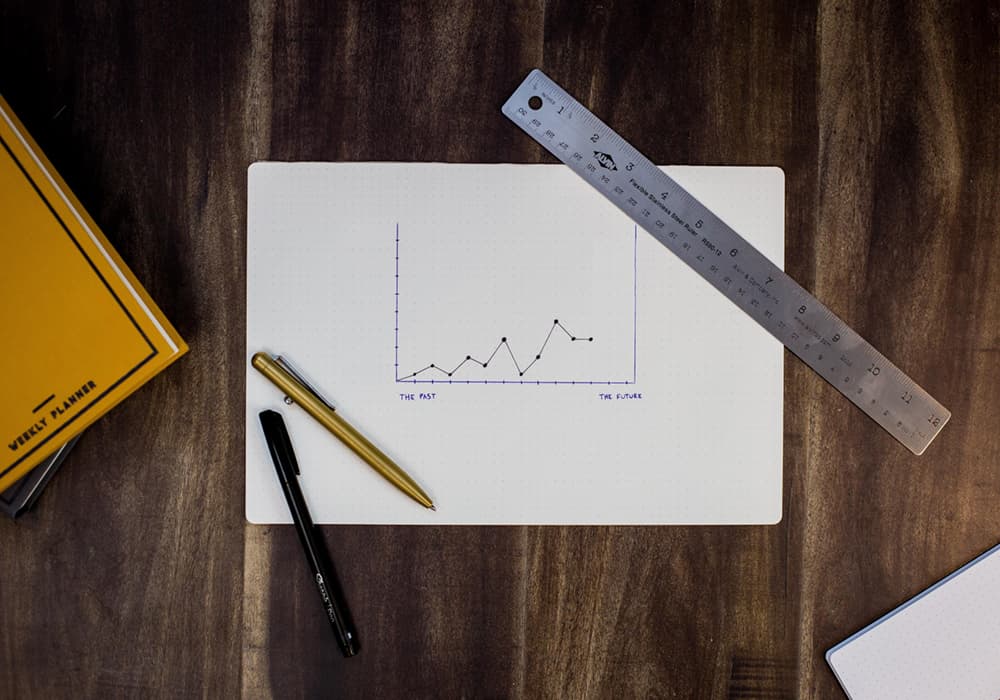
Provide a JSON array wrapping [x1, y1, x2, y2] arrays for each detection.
[[0, 96, 187, 492]]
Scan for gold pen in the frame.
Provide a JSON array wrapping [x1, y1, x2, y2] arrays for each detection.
[[252, 352, 435, 510]]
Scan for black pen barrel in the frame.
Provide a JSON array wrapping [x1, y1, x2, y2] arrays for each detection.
[[282, 468, 359, 656]]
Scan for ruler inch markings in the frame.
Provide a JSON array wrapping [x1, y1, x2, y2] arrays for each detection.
[[502, 69, 950, 455]]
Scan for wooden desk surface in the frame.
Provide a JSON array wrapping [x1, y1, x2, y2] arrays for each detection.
[[2, 2, 998, 697]]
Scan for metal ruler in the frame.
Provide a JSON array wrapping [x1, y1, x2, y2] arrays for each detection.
[[502, 69, 950, 454]]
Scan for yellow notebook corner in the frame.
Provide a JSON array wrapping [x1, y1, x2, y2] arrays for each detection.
[[0, 95, 187, 492]]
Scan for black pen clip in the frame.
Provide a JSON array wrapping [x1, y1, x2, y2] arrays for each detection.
[[274, 355, 337, 413]]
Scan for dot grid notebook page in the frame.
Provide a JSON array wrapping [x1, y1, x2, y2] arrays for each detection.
[[245, 163, 784, 525], [827, 543, 1000, 699]]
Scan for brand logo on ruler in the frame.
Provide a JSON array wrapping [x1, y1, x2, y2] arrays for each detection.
[[593, 151, 618, 171]]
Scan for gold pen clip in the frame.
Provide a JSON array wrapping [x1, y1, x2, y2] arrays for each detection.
[[273, 355, 337, 412]]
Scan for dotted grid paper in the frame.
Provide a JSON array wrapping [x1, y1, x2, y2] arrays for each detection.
[[245, 163, 784, 525], [827, 544, 1000, 699]]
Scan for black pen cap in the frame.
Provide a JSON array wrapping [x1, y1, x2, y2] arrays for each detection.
[[259, 409, 301, 478]]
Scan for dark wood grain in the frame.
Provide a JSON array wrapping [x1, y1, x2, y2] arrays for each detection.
[[1, 1, 998, 698]]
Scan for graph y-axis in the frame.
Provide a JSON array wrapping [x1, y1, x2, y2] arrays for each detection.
[[395, 222, 399, 382]]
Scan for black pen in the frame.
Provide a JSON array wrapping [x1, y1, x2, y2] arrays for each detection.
[[258, 409, 359, 657]]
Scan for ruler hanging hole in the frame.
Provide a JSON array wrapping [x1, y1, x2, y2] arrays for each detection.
[[528, 96, 543, 110]]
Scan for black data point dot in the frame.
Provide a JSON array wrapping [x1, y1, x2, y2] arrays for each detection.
[[554, 319, 559, 324], [448, 373, 452, 376], [572, 337, 577, 340], [431, 364, 436, 368], [483, 363, 488, 368], [519, 372, 524, 376], [466, 355, 471, 360], [588, 337, 593, 341], [501, 337, 507, 342]]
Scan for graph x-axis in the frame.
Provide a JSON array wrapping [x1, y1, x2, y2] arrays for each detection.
[[398, 380, 638, 385]]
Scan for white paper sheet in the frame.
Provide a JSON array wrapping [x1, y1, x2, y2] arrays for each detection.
[[827, 544, 1000, 699], [246, 163, 784, 524]]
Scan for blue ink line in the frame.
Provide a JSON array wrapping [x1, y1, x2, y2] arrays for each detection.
[[398, 380, 637, 385], [395, 222, 399, 382]]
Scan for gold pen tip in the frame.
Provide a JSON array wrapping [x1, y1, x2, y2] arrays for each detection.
[[430, 505, 437, 511]]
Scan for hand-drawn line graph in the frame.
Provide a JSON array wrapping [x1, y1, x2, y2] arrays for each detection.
[[394, 223, 637, 385], [398, 319, 593, 380]]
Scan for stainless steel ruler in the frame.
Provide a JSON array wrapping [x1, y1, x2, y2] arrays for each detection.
[[502, 69, 950, 454]]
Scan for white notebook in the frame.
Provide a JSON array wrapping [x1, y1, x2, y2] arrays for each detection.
[[827, 543, 1000, 699], [246, 163, 784, 525]]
